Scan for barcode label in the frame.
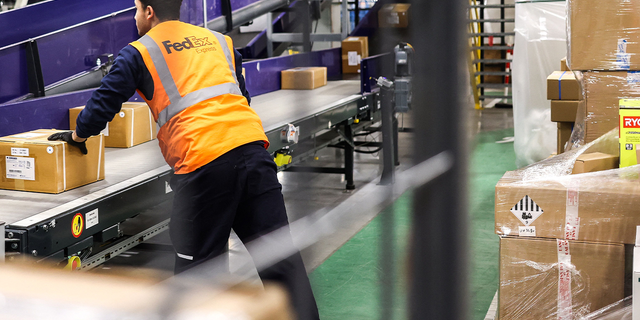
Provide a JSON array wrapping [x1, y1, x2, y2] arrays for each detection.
[[6, 156, 35, 181]]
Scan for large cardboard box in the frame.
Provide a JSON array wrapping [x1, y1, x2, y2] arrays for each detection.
[[546, 71, 582, 100], [581, 71, 640, 143], [0, 129, 105, 194], [495, 168, 640, 244], [499, 236, 624, 320], [557, 122, 572, 154], [568, 0, 640, 70], [551, 100, 582, 123], [342, 36, 369, 74], [70, 102, 156, 148], [281, 67, 327, 90], [378, 4, 410, 28], [571, 152, 618, 174]]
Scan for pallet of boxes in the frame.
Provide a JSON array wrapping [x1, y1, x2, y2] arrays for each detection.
[[496, 1, 640, 318]]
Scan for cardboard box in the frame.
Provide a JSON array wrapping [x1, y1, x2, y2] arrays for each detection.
[[70, 102, 156, 148], [499, 237, 624, 320], [581, 71, 640, 143], [551, 100, 582, 123], [495, 169, 640, 244], [561, 57, 569, 71], [547, 71, 582, 100], [619, 99, 640, 168], [342, 36, 369, 74], [378, 4, 410, 28], [0, 129, 105, 194], [280, 67, 327, 90], [557, 122, 573, 154], [568, 0, 640, 70], [572, 152, 619, 174]]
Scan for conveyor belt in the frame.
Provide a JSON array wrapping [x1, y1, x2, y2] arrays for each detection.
[[0, 80, 361, 228]]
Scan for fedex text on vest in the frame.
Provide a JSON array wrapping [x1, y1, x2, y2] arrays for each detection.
[[162, 36, 214, 54]]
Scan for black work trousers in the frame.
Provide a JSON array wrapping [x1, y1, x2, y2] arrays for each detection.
[[168, 141, 320, 320]]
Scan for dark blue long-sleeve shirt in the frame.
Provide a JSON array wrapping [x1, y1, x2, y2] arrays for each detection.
[[75, 45, 250, 139]]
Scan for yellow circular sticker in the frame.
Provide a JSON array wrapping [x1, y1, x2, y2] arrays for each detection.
[[71, 213, 84, 238]]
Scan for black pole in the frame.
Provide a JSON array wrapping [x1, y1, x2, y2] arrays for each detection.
[[409, 1, 469, 320], [379, 85, 395, 185], [344, 123, 356, 190], [25, 40, 45, 98]]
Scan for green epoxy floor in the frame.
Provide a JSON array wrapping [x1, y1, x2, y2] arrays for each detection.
[[310, 128, 517, 320]]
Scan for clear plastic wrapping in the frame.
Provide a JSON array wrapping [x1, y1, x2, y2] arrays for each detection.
[[499, 236, 625, 320], [513, 1, 567, 167], [495, 128, 640, 244], [579, 297, 632, 320], [567, 0, 640, 71]]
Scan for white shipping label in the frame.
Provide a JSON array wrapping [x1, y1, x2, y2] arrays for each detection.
[[85, 209, 99, 229], [11, 148, 28, 156], [518, 226, 536, 237], [510, 195, 544, 226], [5, 156, 35, 181], [628, 71, 640, 86], [10, 132, 46, 139], [102, 123, 109, 137], [387, 12, 400, 25], [348, 51, 360, 66]]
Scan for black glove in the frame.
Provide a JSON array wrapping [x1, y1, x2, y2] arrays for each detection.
[[48, 131, 88, 155]]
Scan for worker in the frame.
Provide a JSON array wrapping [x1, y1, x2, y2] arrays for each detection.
[[47, 0, 320, 318]]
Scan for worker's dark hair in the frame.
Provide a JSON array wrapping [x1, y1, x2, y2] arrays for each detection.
[[139, 0, 183, 21]]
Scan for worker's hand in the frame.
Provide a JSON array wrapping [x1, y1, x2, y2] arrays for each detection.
[[48, 131, 88, 155]]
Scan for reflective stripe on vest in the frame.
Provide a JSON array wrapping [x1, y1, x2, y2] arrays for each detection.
[[138, 30, 241, 128]]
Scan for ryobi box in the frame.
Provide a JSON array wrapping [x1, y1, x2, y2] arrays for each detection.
[[620, 99, 640, 167]]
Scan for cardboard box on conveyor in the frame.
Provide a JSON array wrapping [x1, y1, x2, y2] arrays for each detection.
[[281, 67, 327, 90], [70, 102, 156, 148], [0, 129, 105, 194]]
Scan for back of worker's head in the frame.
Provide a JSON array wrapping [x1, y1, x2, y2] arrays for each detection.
[[139, 0, 183, 21]]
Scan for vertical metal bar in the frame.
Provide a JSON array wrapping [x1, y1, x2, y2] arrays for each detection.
[[302, 0, 312, 52], [355, 0, 360, 26], [0, 222, 4, 263], [479, 0, 485, 100], [203, 0, 208, 28], [379, 86, 395, 185], [393, 116, 399, 166], [409, 1, 468, 320], [341, 0, 350, 39], [266, 12, 274, 57], [25, 40, 45, 98], [343, 123, 355, 190]]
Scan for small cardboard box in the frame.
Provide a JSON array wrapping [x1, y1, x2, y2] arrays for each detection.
[[551, 100, 582, 123], [342, 36, 369, 74], [281, 67, 327, 90], [568, 0, 640, 70], [547, 71, 582, 100], [70, 102, 156, 148], [557, 122, 573, 154], [0, 129, 105, 194], [619, 99, 640, 168], [572, 152, 619, 174], [378, 3, 410, 28], [499, 236, 624, 320], [561, 57, 569, 71], [495, 169, 640, 244]]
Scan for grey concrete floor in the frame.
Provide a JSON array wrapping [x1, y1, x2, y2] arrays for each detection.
[[92, 107, 514, 281]]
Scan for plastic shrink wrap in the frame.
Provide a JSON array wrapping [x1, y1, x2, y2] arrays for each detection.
[[494, 129, 640, 244], [513, 1, 567, 167], [498, 236, 625, 320], [567, 0, 640, 71], [579, 297, 632, 320]]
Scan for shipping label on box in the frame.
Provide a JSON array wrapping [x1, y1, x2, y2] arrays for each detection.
[[0, 129, 105, 194], [378, 4, 410, 28], [498, 236, 624, 320], [70, 102, 156, 148], [619, 99, 640, 168]]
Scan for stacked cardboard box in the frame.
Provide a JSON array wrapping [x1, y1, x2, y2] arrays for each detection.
[[546, 67, 583, 153], [341, 37, 369, 74]]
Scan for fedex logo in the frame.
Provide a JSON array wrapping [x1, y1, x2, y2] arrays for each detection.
[[162, 36, 214, 54], [624, 116, 640, 128]]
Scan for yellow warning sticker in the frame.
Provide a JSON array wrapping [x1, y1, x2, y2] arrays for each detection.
[[64, 256, 82, 271], [71, 213, 84, 238]]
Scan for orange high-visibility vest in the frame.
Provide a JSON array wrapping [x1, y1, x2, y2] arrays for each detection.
[[130, 21, 268, 174]]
